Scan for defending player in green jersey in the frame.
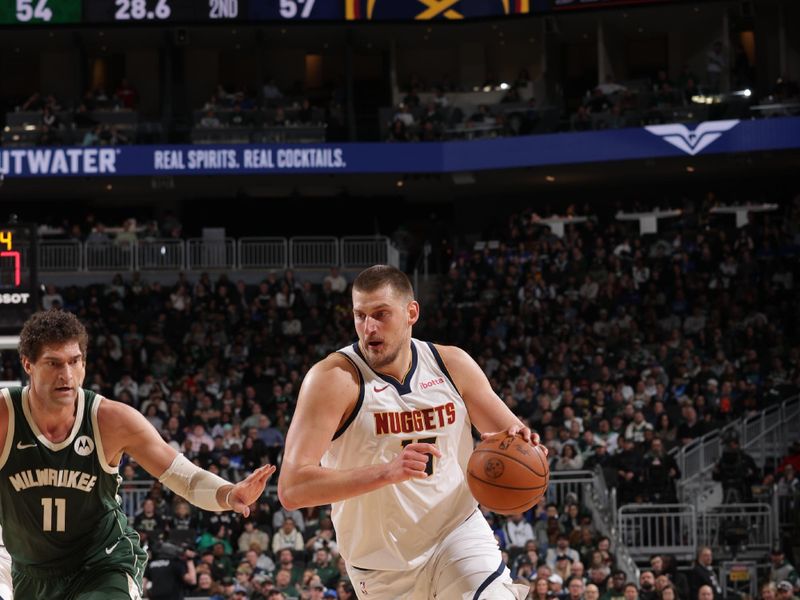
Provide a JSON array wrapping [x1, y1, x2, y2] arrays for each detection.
[[0, 310, 275, 599]]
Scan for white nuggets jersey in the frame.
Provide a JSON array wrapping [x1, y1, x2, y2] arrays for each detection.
[[322, 339, 477, 571]]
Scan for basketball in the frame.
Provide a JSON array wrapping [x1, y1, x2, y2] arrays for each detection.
[[467, 433, 550, 514]]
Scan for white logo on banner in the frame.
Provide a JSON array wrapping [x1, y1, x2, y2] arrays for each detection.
[[645, 120, 740, 156]]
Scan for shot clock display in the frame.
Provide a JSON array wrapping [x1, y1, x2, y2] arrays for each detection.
[[0, 224, 38, 335]]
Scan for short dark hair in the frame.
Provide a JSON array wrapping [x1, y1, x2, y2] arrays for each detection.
[[353, 265, 414, 300], [19, 309, 88, 363]]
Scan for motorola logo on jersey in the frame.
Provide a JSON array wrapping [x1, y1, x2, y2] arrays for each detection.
[[419, 377, 445, 390], [74, 435, 95, 456], [374, 402, 456, 435]]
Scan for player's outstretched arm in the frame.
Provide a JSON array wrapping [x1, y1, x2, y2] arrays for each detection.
[[98, 399, 275, 516], [278, 354, 440, 510], [434, 344, 543, 449]]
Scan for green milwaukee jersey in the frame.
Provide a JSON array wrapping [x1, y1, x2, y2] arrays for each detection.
[[0, 386, 146, 580]]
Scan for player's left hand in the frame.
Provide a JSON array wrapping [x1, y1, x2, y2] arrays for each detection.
[[227, 464, 276, 516], [481, 425, 548, 456]]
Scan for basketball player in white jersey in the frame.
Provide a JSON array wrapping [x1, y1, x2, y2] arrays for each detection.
[[279, 265, 541, 599], [0, 526, 11, 600]]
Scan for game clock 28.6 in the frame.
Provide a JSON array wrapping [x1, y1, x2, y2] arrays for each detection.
[[84, 0, 240, 22]]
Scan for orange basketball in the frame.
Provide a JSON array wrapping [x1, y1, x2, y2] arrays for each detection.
[[467, 433, 550, 514]]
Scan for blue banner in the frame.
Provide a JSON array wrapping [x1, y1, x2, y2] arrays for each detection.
[[1, 117, 798, 178]]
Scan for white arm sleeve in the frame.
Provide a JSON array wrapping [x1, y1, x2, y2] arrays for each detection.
[[158, 453, 231, 512]]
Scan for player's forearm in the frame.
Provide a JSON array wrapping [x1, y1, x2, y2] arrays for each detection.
[[278, 462, 391, 510]]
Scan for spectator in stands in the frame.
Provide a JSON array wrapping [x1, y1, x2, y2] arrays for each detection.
[[134, 497, 165, 546], [393, 104, 415, 128], [238, 517, 270, 555], [777, 582, 799, 600], [200, 110, 223, 128], [227, 103, 252, 127], [706, 41, 727, 93], [762, 583, 780, 600], [658, 584, 678, 600], [712, 430, 758, 503], [555, 443, 584, 471], [263, 78, 283, 102], [596, 75, 627, 97], [41, 284, 64, 310], [625, 410, 653, 443], [614, 436, 643, 503], [568, 577, 587, 600], [502, 512, 535, 556], [689, 547, 723, 600], [624, 583, 639, 600], [272, 518, 304, 555], [602, 570, 627, 600], [639, 571, 657, 600], [677, 404, 705, 445], [642, 438, 680, 503], [776, 464, 799, 495], [546, 534, 581, 568], [115, 79, 138, 109], [531, 577, 552, 600], [193, 571, 219, 597], [323, 267, 347, 294], [297, 99, 314, 124], [550, 573, 565, 597], [769, 547, 799, 588], [468, 104, 496, 125]]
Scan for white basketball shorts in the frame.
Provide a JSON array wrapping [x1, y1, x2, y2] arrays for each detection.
[[346, 510, 529, 600]]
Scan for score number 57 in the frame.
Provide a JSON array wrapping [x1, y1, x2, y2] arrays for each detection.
[[279, 0, 316, 19], [16, 0, 53, 22]]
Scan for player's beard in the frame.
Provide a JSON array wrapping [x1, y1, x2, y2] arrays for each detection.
[[364, 339, 402, 371]]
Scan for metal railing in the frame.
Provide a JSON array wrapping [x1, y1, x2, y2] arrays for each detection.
[[119, 480, 154, 519], [674, 395, 800, 506], [697, 503, 774, 559], [239, 237, 289, 270], [137, 239, 185, 271], [188, 238, 236, 270], [617, 504, 698, 561], [773, 488, 800, 542], [548, 469, 639, 581], [289, 236, 339, 268], [340, 236, 392, 268], [39, 239, 82, 271], [38, 235, 399, 272]]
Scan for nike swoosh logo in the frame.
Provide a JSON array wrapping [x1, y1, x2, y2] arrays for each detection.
[[373, 384, 390, 393], [16, 441, 36, 450], [105, 540, 121, 554]]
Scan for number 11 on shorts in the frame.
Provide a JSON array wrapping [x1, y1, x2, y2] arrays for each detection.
[[401, 437, 437, 476]]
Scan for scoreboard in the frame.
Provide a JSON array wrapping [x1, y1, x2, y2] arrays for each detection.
[[0, 0, 538, 24], [0, 224, 38, 335]]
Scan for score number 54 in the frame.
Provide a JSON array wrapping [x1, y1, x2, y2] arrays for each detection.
[[15, 0, 53, 22]]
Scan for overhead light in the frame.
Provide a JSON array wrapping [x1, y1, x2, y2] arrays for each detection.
[[545, 175, 556, 182]]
